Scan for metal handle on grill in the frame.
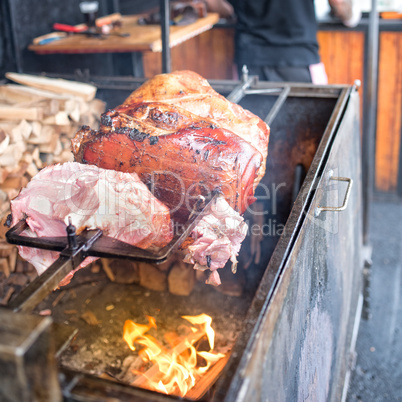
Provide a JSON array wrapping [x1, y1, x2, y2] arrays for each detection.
[[315, 176, 353, 217]]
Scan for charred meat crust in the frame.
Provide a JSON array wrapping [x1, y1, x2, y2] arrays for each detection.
[[99, 102, 220, 135], [73, 124, 261, 222], [122, 71, 270, 188], [115, 126, 150, 142], [71, 125, 97, 162]]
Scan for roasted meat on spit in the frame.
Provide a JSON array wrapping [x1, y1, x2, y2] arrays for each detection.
[[11, 71, 270, 286], [72, 70, 270, 221]]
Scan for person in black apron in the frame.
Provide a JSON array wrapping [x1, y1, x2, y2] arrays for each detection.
[[206, 0, 361, 84]]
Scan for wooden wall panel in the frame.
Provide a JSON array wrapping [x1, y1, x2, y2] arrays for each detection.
[[143, 27, 236, 79], [375, 32, 402, 193], [317, 31, 365, 86], [317, 30, 365, 153]]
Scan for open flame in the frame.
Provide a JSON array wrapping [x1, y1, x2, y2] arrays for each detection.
[[123, 313, 226, 397]]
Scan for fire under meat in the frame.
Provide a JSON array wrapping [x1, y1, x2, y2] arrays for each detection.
[[123, 313, 226, 398]]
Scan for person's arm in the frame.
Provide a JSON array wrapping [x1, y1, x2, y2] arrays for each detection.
[[328, 0, 361, 27], [205, 0, 234, 19]]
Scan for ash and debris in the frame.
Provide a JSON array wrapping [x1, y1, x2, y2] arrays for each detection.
[[30, 263, 249, 379], [0, 257, 38, 306]]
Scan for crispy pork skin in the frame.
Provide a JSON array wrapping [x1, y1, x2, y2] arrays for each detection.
[[123, 70, 270, 186], [72, 102, 262, 222], [10, 162, 172, 280]]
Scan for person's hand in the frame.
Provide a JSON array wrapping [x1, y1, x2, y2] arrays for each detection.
[[205, 0, 234, 19], [328, 0, 352, 21], [328, 0, 361, 27]]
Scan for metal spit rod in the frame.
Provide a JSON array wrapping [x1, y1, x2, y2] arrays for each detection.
[[226, 66, 255, 104], [8, 227, 102, 313], [264, 86, 290, 127], [160, 0, 171, 73], [6, 194, 217, 313], [226, 66, 290, 126]]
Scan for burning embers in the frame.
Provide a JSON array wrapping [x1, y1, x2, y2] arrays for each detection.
[[122, 313, 228, 398]]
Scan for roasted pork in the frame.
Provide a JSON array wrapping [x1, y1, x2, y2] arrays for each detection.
[[72, 103, 262, 222], [70, 70, 270, 284], [7, 72, 270, 288], [72, 72, 270, 220]]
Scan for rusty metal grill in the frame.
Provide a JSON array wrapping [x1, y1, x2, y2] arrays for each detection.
[[0, 77, 364, 402]]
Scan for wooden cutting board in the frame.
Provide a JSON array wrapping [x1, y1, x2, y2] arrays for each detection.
[[29, 13, 220, 55]]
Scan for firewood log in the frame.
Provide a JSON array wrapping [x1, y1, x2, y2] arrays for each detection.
[[6, 72, 97, 102]]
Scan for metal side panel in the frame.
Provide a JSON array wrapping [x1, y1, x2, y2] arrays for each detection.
[[225, 90, 363, 402]]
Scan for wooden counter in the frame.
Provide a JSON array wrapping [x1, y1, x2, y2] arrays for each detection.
[[29, 13, 219, 54], [142, 26, 235, 79]]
